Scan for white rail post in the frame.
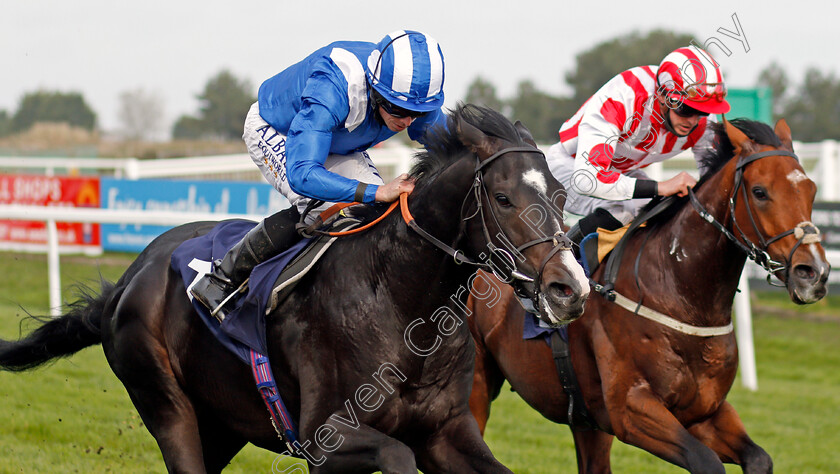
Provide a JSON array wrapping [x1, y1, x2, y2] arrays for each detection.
[[734, 270, 758, 391], [820, 140, 838, 201], [646, 161, 664, 182], [46, 219, 62, 318]]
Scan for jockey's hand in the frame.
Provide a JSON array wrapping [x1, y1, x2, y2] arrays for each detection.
[[657, 172, 697, 197], [375, 173, 415, 202]]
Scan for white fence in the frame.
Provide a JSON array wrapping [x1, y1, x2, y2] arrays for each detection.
[[643, 139, 840, 200], [0, 206, 263, 318], [1, 141, 838, 392], [0, 144, 416, 183], [0, 139, 837, 196]]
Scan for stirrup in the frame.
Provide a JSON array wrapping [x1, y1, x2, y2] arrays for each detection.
[[209, 278, 250, 322]]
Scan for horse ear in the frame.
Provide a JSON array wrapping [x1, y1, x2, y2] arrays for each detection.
[[456, 117, 496, 159], [514, 121, 538, 148], [723, 117, 756, 157], [774, 119, 794, 151]]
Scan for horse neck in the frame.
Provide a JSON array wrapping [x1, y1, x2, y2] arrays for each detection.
[[647, 160, 748, 321], [375, 155, 481, 320]]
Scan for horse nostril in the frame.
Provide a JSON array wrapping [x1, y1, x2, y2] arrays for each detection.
[[549, 282, 575, 299], [794, 264, 817, 281]]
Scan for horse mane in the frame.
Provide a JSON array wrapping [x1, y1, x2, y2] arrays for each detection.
[[409, 103, 528, 188], [643, 118, 783, 226], [696, 118, 783, 178]]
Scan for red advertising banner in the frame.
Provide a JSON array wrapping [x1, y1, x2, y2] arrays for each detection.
[[0, 174, 101, 251]]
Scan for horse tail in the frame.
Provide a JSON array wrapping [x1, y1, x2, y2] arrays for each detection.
[[0, 281, 116, 372]]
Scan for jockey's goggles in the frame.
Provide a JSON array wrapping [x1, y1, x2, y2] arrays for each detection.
[[379, 100, 427, 119], [674, 82, 727, 103], [371, 89, 427, 119]]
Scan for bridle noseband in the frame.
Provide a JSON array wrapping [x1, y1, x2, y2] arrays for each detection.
[[403, 146, 572, 313], [688, 148, 821, 285]]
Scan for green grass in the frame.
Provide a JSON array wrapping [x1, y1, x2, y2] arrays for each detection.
[[1, 251, 839, 472]]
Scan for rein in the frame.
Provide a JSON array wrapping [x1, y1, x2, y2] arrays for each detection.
[[401, 146, 572, 313], [594, 147, 820, 338], [689, 149, 821, 285], [295, 145, 571, 314]]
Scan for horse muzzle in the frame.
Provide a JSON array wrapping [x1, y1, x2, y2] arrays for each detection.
[[785, 250, 830, 305], [533, 249, 590, 327]]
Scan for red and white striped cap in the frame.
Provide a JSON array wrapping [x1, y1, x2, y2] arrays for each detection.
[[656, 45, 730, 114]]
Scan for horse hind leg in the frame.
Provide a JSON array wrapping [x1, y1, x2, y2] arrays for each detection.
[[104, 283, 209, 471], [121, 382, 209, 472]]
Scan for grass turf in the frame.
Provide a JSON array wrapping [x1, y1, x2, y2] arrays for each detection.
[[0, 252, 838, 472]]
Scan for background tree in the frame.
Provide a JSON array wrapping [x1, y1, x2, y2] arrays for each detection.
[[778, 68, 840, 141], [10, 91, 97, 132], [507, 80, 576, 143], [757, 62, 789, 116], [565, 29, 693, 105], [173, 70, 255, 140], [464, 76, 504, 111], [172, 116, 205, 140], [118, 88, 165, 141], [0, 110, 10, 138]]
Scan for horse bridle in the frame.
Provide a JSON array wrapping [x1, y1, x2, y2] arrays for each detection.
[[688, 148, 821, 285], [402, 146, 572, 313]]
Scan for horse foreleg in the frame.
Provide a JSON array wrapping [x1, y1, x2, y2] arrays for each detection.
[[468, 331, 505, 435], [297, 421, 417, 474], [571, 429, 614, 473], [417, 412, 513, 473], [687, 401, 772, 473], [612, 385, 727, 474]]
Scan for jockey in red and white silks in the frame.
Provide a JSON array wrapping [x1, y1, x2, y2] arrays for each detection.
[[547, 45, 730, 226]]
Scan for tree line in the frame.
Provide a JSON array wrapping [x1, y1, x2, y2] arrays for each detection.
[[1, 30, 838, 144]]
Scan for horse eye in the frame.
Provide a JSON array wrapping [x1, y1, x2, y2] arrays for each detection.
[[751, 186, 768, 201], [494, 193, 512, 207]]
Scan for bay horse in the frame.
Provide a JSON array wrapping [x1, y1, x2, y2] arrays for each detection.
[[467, 118, 830, 473], [0, 104, 589, 473]]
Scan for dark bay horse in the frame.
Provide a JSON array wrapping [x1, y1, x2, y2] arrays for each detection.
[[0, 104, 589, 473], [468, 118, 830, 473]]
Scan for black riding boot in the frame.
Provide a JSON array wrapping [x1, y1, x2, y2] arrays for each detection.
[[190, 206, 301, 321], [566, 207, 623, 257]]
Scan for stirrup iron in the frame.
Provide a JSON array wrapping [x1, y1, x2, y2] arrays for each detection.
[[209, 278, 250, 322]]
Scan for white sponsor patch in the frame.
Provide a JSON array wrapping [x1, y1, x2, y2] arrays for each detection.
[[522, 169, 548, 195]]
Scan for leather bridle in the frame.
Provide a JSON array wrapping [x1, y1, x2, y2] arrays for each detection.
[[402, 146, 572, 313], [688, 149, 821, 285]]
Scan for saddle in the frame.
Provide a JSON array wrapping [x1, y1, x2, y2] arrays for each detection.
[[578, 223, 642, 277], [170, 203, 390, 363]]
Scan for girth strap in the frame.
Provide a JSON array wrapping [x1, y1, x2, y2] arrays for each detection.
[[250, 350, 298, 453], [549, 331, 598, 431]]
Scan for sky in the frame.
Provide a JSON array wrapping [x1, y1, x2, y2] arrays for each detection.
[[3, 0, 838, 136]]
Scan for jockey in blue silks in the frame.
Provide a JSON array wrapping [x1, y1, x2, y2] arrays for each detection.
[[191, 30, 448, 319]]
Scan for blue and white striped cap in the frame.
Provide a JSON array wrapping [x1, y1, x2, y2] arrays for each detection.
[[366, 30, 445, 112]]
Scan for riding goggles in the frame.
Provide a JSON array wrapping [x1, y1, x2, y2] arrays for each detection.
[[677, 82, 727, 103], [379, 100, 427, 119], [371, 89, 427, 119]]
